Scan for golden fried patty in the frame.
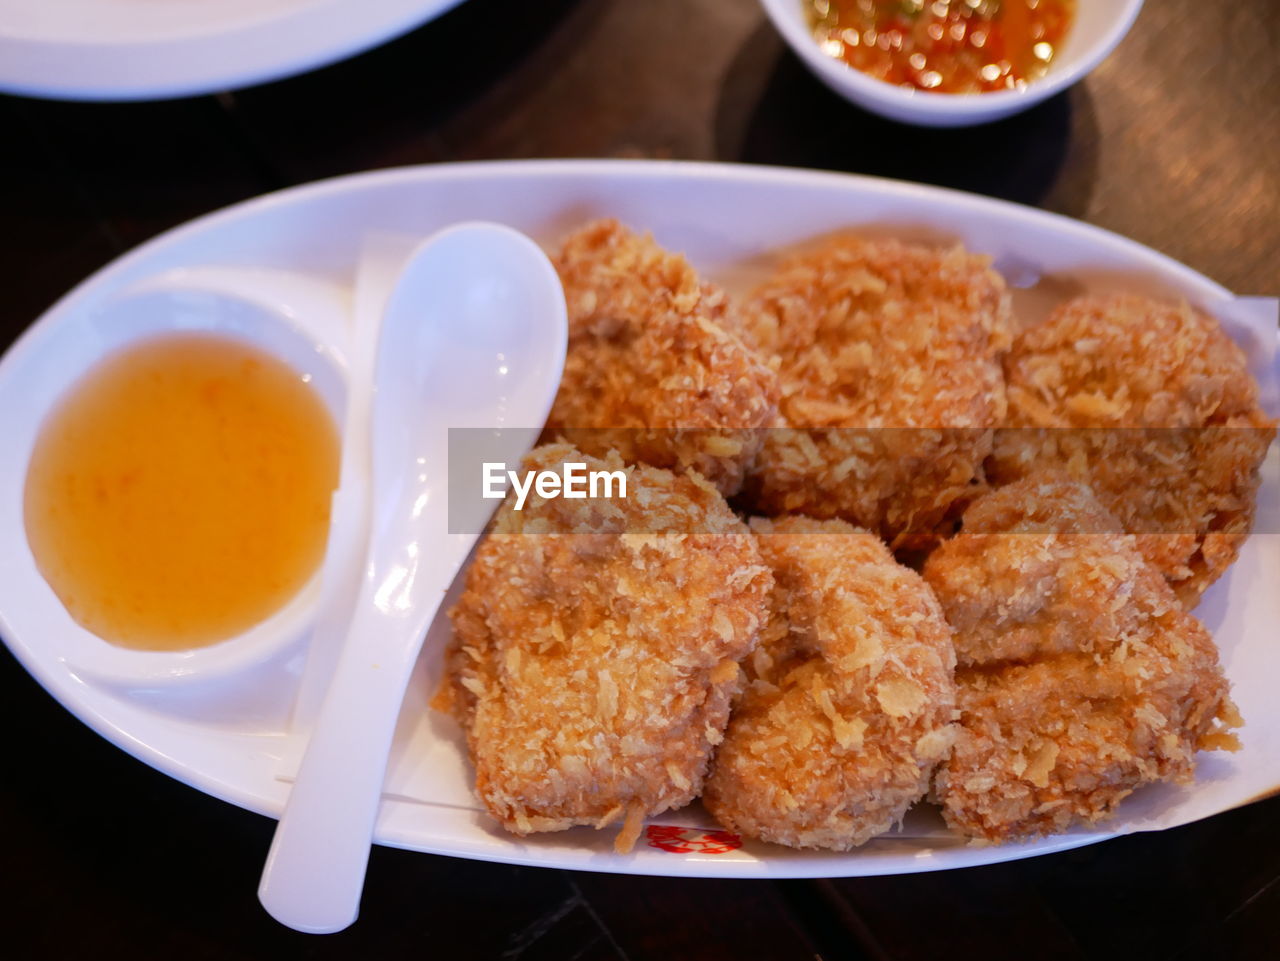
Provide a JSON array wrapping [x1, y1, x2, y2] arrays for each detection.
[[991, 294, 1276, 607], [923, 475, 1241, 843], [545, 219, 779, 496], [438, 444, 772, 851], [704, 516, 956, 850], [740, 235, 1012, 547]]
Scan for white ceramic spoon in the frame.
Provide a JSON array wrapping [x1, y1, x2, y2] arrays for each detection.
[[258, 222, 567, 934]]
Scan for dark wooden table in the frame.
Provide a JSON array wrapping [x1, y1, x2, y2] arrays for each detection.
[[3, 1, 1277, 959]]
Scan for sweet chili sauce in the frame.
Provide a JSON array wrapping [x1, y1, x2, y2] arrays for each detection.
[[24, 334, 339, 651], [808, 0, 1076, 94]]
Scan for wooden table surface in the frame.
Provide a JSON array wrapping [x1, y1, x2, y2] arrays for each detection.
[[2, 1, 1277, 958]]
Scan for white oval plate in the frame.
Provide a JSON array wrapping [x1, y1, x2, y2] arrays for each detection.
[[1, 160, 1276, 879], [0, 0, 464, 101]]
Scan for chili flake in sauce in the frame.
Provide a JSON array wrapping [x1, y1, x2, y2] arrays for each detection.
[[808, 0, 1076, 94]]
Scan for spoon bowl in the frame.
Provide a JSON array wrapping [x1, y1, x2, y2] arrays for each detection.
[[258, 222, 567, 934]]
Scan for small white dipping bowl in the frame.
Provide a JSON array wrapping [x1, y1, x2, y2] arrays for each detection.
[[0, 266, 347, 688], [758, 0, 1144, 127]]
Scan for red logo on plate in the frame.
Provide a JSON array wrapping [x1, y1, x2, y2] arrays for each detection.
[[645, 824, 743, 854]]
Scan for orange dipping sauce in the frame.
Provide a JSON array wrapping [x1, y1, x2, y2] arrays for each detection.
[[24, 334, 340, 651], [808, 0, 1076, 94]]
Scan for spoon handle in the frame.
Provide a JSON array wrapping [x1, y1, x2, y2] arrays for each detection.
[[257, 597, 436, 934]]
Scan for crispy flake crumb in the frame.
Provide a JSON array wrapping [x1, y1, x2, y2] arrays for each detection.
[[597, 670, 619, 720], [615, 801, 647, 854], [1023, 741, 1060, 789], [875, 676, 927, 718]]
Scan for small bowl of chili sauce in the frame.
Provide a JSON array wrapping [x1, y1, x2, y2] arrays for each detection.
[[759, 0, 1143, 127]]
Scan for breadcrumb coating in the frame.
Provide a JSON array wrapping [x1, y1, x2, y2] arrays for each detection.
[[703, 516, 956, 850], [545, 220, 779, 496], [438, 444, 772, 850], [924, 476, 1241, 843], [739, 235, 1012, 547], [992, 294, 1276, 606], [438, 225, 1265, 856]]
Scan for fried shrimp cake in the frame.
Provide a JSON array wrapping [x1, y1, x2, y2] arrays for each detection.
[[923, 476, 1241, 843], [437, 444, 772, 852], [991, 294, 1276, 607], [703, 516, 956, 850], [545, 220, 779, 496], [740, 236, 1012, 547]]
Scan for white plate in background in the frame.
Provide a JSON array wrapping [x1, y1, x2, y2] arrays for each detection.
[[0, 0, 465, 101], [0, 160, 1275, 879]]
